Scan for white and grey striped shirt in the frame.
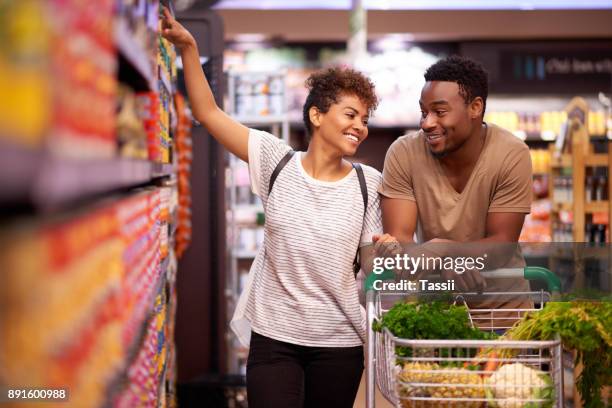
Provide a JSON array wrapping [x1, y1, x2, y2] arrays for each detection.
[[231, 129, 382, 347]]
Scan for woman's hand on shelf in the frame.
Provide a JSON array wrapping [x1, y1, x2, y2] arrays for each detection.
[[160, 6, 249, 162], [161, 7, 196, 51]]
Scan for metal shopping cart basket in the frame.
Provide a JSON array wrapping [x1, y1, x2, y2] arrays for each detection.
[[365, 267, 564, 408]]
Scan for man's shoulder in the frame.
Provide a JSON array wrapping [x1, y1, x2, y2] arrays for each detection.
[[488, 123, 529, 154]]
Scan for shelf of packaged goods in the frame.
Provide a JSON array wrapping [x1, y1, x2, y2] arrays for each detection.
[[233, 249, 259, 259], [115, 18, 156, 91], [0, 142, 176, 210], [552, 202, 573, 213], [151, 162, 175, 178], [35, 158, 152, 210], [160, 255, 171, 277], [112, 257, 169, 389], [169, 208, 178, 234], [585, 201, 610, 213], [550, 154, 572, 168], [158, 65, 173, 95], [0, 139, 44, 203]]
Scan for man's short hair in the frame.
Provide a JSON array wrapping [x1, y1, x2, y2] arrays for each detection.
[[424, 55, 489, 115]]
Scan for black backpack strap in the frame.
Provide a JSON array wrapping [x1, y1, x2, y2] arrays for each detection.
[[268, 150, 295, 195], [352, 163, 368, 215], [352, 163, 368, 277]]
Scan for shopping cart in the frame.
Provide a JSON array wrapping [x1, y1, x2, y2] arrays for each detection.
[[365, 267, 564, 408]]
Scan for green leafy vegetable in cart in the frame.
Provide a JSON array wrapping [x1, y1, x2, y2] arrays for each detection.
[[502, 301, 612, 408], [372, 301, 497, 360]]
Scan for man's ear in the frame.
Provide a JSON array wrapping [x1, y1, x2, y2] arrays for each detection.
[[469, 97, 484, 119], [309, 106, 322, 128]]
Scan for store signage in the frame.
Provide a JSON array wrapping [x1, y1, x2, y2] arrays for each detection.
[[502, 51, 612, 81], [498, 49, 612, 93], [462, 42, 612, 94]]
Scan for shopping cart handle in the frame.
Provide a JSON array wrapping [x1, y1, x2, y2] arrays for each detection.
[[364, 267, 561, 293], [524, 266, 562, 293]]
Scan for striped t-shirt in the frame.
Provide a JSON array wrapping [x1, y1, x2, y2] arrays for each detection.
[[232, 129, 382, 347]]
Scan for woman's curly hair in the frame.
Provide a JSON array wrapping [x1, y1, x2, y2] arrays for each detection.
[[302, 67, 378, 135]]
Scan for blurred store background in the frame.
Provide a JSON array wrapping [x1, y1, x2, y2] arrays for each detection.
[[1, 0, 611, 407]]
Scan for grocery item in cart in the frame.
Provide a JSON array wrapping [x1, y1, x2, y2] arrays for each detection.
[[485, 363, 554, 408], [366, 273, 564, 408], [397, 362, 485, 408]]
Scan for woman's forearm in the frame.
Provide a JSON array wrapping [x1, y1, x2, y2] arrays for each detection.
[[179, 42, 217, 123]]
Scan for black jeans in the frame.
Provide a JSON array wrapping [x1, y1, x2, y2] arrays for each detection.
[[246, 331, 364, 408]]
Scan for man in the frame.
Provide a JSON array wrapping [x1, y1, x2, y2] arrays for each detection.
[[375, 56, 533, 323]]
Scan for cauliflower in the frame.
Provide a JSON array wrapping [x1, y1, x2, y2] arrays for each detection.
[[485, 363, 555, 408]]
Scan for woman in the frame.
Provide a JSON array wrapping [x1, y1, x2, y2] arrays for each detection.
[[162, 8, 381, 407]]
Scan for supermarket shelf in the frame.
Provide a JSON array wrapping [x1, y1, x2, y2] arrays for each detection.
[[551, 153, 610, 168], [0, 139, 43, 203], [0, 140, 176, 210], [160, 255, 171, 276], [585, 154, 609, 167], [233, 249, 259, 259], [158, 65, 173, 95], [35, 157, 153, 209], [152, 162, 175, 178], [585, 201, 610, 213], [115, 18, 155, 91]]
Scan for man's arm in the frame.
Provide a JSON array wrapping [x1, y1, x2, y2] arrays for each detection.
[[433, 212, 526, 290], [381, 197, 417, 243], [483, 212, 526, 243]]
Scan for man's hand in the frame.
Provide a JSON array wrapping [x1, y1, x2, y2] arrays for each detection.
[[428, 237, 486, 292], [372, 233, 401, 259], [161, 7, 196, 50], [442, 268, 486, 292]]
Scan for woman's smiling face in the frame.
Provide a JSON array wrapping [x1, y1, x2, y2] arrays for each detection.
[[313, 93, 369, 156]]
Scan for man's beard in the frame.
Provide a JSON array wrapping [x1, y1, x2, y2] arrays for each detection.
[[428, 135, 467, 159], [430, 147, 449, 158]]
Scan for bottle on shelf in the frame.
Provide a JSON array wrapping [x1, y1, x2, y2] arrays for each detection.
[[585, 176, 594, 203], [595, 175, 607, 201]]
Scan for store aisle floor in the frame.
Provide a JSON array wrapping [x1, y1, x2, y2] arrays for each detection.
[[353, 373, 394, 408]]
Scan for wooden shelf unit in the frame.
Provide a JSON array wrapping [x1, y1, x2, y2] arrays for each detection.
[[549, 97, 612, 242], [548, 97, 611, 408]]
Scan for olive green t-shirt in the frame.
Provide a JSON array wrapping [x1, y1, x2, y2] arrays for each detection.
[[379, 123, 534, 328]]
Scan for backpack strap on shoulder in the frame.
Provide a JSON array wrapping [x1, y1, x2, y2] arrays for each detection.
[[351, 162, 368, 277], [268, 150, 295, 195], [352, 162, 368, 215]]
